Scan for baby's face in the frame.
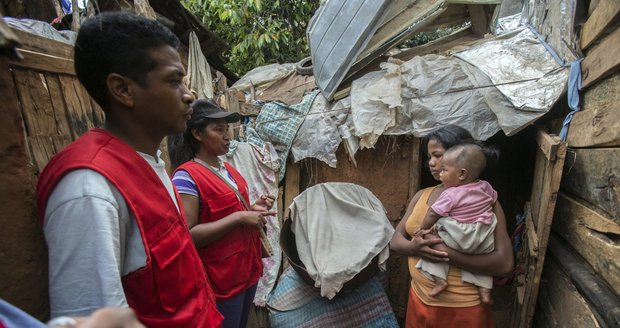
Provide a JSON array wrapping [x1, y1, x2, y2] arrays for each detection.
[[439, 155, 462, 188]]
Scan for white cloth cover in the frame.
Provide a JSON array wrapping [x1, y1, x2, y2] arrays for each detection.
[[416, 215, 497, 289], [288, 182, 394, 299]]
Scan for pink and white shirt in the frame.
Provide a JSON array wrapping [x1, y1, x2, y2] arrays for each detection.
[[431, 180, 497, 224]]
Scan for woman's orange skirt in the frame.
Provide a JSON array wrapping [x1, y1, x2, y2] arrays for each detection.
[[406, 287, 495, 328]]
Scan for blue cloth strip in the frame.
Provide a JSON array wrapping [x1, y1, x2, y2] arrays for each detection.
[[525, 23, 582, 142], [525, 23, 565, 66], [559, 59, 583, 141]]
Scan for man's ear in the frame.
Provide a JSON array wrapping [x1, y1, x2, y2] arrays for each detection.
[[459, 168, 469, 181], [107, 73, 134, 108]]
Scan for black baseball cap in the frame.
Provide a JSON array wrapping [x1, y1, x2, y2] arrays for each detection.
[[190, 98, 240, 123]]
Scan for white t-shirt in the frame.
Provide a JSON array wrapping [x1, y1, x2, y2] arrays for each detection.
[[43, 151, 179, 318]]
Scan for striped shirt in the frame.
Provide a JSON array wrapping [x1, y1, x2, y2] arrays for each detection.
[[172, 159, 238, 198]]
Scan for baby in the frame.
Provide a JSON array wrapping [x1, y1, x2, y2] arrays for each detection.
[[415, 143, 498, 304]]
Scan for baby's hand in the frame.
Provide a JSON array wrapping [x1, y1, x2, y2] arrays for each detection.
[[412, 228, 433, 238]]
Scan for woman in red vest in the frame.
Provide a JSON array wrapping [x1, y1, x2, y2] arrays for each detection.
[[170, 99, 275, 328]]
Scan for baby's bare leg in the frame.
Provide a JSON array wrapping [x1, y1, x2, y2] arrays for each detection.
[[478, 287, 492, 305], [428, 276, 448, 297]]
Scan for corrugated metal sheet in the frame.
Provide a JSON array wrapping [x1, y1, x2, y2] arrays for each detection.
[[307, 0, 392, 100]]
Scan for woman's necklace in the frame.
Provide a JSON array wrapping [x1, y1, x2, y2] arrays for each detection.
[[193, 157, 237, 185], [193, 157, 218, 169]]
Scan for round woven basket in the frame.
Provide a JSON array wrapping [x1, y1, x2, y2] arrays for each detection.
[[279, 218, 379, 292]]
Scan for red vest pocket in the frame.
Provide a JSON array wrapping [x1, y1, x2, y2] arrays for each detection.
[[201, 241, 249, 298], [150, 224, 197, 312], [206, 191, 242, 220]]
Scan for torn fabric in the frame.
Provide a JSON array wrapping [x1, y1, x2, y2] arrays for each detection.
[[288, 183, 394, 299], [224, 141, 280, 306], [291, 93, 348, 167], [247, 90, 320, 181], [187, 31, 214, 99]]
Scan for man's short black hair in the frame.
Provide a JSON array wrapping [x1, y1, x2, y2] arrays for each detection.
[[74, 11, 180, 110]]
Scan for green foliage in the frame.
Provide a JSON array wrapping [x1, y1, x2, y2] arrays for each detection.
[[401, 23, 470, 48], [182, 0, 320, 76]]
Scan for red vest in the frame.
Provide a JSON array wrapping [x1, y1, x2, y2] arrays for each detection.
[[177, 161, 262, 300], [37, 129, 223, 328]]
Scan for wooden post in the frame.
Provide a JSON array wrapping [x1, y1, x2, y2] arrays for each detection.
[[407, 137, 421, 200], [284, 157, 300, 220], [511, 130, 567, 328], [133, 0, 157, 20], [71, 0, 80, 31], [468, 4, 489, 36]]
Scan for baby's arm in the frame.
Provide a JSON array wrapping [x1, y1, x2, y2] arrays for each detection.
[[420, 207, 442, 231], [423, 190, 452, 233]]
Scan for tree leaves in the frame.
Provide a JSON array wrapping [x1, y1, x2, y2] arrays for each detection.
[[182, 0, 319, 76]]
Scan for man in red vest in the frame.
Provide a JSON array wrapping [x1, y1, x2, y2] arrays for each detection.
[[36, 12, 223, 327]]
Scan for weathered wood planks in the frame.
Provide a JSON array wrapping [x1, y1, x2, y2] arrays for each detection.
[[546, 234, 620, 327], [13, 69, 59, 137], [552, 193, 620, 296], [59, 75, 96, 138], [408, 137, 421, 204], [11, 69, 95, 174], [580, 0, 620, 50], [561, 147, 619, 222], [567, 73, 620, 147], [0, 58, 49, 319], [581, 26, 620, 89], [534, 258, 602, 328], [9, 48, 75, 75]]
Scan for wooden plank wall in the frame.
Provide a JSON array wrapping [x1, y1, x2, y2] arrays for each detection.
[[534, 257, 601, 328], [0, 29, 103, 320], [535, 0, 620, 326], [0, 56, 50, 320]]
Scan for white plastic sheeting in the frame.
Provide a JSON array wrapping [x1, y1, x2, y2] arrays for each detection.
[[494, 13, 522, 35], [4, 17, 76, 44], [289, 95, 361, 167], [348, 27, 569, 147], [187, 31, 214, 99], [291, 93, 348, 167], [455, 28, 568, 113], [231, 63, 296, 93], [350, 56, 502, 146]]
